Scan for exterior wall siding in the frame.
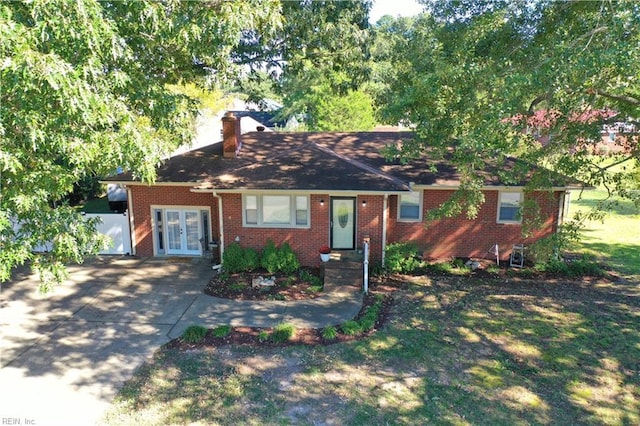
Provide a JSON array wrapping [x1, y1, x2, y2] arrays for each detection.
[[387, 189, 561, 261]]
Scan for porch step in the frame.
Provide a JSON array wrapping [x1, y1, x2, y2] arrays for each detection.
[[323, 260, 363, 294]]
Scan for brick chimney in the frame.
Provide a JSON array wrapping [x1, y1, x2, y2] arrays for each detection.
[[222, 112, 241, 158]]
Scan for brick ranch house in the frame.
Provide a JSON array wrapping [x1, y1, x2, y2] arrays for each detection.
[[106, 113, 582, 267]]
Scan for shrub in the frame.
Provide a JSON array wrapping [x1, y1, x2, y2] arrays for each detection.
[[486, 264, 501, 275], [260, 239, 300, 274], [222, 243, 246, 273], [243, 247, 261, 271], [385, 242, 423, 273], [535, 257, 603, 277], [212, 325, 232, 338], [341, 320, 362, 336], [568, 258, 604, 277], [322, 326, 338, 340], [261, 239, 279, 273], [182, 325, 208, 344], [258, 330, 270, 342], [277, 242, 300, 274], [271, 323, 296, 343], [427, 261, 453, 274], [359, 314, 377, 331]]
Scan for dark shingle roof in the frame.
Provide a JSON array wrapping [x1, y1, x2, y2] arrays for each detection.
[[108, 131, 579, 191]]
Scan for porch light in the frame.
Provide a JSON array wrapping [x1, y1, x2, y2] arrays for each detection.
[[320, 199, 325, 206], [362, 200, 367, 206]]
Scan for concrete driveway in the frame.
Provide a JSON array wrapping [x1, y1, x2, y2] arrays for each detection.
[[0, 256, 211, 426]]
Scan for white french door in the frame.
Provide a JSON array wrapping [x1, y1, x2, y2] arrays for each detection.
[[165, 209, 202, 255]]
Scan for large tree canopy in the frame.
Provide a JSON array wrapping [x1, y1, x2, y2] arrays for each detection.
[[375, 1, 639, 221], [235, 0, 374, 128], [0, 0, 280, 290]]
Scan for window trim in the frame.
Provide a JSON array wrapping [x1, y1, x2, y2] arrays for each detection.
[[497, 191, 523, 224], [397, 191, 423, 222], [242, 194, 310, 228]]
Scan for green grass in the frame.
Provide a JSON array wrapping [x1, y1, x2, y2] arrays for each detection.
[[101, 276, 639, 425], [568, 187, 640, 279]]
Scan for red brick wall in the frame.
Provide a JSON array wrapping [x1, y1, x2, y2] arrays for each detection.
[[129, 186, 561, 265], [387, 190, 561, 261], [220, 194, 387, 266], [222, 193, 333, 266], [357, 195, 385, 264], [129, 185, 218, 256]]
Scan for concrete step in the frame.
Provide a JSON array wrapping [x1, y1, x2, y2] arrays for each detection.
[[323, 261, 363, 293]]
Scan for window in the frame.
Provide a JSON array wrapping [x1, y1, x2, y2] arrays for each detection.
[[262, 195, 291, 224], [245, 195, 258, 224], [398, 191, 422, 221], [243, 194, 309, 228], [295, 196, 308, 226], [498, 192, 522, 223]]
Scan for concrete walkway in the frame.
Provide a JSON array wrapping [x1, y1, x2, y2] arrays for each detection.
[[0, 256, 363, 425]]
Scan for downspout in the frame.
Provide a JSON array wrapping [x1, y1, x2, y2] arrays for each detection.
[[558, 191, 569, 228], [126, 185, 136, 256], [212, 192, 224, 269], [381, 194, 389, 267]]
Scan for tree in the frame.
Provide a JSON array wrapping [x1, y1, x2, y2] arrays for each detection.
[[0, 0, 280, 291], [234, 0, 374, 126], [375, 1, 639, 224]]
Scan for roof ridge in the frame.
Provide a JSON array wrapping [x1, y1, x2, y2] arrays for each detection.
[[312, 142, 411, 191]]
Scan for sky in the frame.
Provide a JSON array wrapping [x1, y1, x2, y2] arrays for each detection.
[[369, 0, 424, 24]]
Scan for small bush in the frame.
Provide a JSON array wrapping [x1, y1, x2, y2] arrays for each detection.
[[243, 247, 261, 271], [451, 258, 466, 269], [277, 242, 300, 274], [258, 330, 270, 342], [212, 325, 232, 338], [385, 242, 424, 273], [534, 257, 603, 277], [486, 264, 501, 275], [222, 243, 246, 273], [566, 258, 604, 277], [427, 261, 453, 274], [182, 325, 208, 344], [359, 314, 377, 331], [260, 240, 301, 274], [341, 320, 362, 336], [260, 239, 279, 273], [271, 323, 296, 343], [300, 269, 323, 289], [322, 326, 338, 340]]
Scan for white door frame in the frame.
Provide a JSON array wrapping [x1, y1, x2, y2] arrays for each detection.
[[330, 197, 356, 250]]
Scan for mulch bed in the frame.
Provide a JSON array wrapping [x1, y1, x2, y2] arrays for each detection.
[[204, 268, 324, 301], [166, 289, 396, 350]]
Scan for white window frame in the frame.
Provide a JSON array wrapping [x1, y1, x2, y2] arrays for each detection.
[[497, 191, 523, 224], [397, 191, 423, 222], [242, 194, 310, 228]]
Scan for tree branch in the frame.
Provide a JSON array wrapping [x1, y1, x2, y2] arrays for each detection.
[[595, 89, 640, 106]]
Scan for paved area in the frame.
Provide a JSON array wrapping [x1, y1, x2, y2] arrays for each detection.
[[0, 256, 363, 425]]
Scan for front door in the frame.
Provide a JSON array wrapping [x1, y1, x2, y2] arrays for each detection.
[[165, 209, 202, 255], [331, 197, 356, 250]]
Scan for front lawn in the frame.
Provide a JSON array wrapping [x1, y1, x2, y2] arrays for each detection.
[[568, 188, 640, 279], [101, 275, 639, 425]]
